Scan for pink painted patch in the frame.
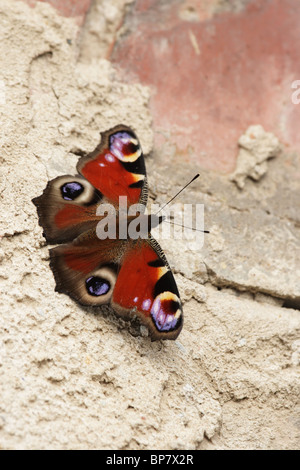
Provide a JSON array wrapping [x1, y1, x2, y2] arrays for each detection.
[[20, 0, 91, 19], [111, 0, 300, 173]]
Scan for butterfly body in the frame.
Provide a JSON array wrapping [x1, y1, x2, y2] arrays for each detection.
[[33, 125, 183, 340]]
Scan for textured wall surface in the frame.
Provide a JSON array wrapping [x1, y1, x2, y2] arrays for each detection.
[[0, 0, 299, 449]]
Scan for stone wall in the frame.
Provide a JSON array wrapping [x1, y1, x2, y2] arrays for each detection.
[[0, 0, 299, 449]]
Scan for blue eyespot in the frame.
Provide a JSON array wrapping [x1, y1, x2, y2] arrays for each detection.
[[86, 276, 110, 296], [61, 182, 84, 201], [150, 296, 182, 332], [109, 131, 139, 159]]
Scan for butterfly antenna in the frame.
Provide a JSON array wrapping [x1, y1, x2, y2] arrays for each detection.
[[155, 174, 209, 233], [156, 174, 200, 215], [164, 219, 209, 233]]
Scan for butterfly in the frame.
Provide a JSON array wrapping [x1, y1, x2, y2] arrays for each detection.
[[32, 125, 183, 340]]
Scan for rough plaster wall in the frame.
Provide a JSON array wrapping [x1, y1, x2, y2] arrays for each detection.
[[0, 0, 299, 449]]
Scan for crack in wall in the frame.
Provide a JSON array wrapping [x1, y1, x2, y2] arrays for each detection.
[[203, 262, 300, 310]]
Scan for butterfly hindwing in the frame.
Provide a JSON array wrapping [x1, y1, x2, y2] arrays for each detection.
[[48, 229, 183, 340], [49, 228, 126, 306], [112, 237, 183, 340]]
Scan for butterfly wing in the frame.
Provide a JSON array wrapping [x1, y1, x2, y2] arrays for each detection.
[[33, 125, 183, 340], [77, 124, 148, 207], [49, 228, 126, 306], [48, 230, 182, 340], [112, 236, 183, 341], [32, 126, 147, 244], [32, 175, 103, 244]]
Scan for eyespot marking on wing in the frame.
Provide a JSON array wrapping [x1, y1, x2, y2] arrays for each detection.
[[86, 276, 110, 296], [150, 292, 183, 333], [109, 131, 142, 163], [61, 182, 84, 201]]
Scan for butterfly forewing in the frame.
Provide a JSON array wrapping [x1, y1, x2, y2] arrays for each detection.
[[77, 125, 148, 207]]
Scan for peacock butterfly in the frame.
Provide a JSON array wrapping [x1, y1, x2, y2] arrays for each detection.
[[32, 125, 183, 340]]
